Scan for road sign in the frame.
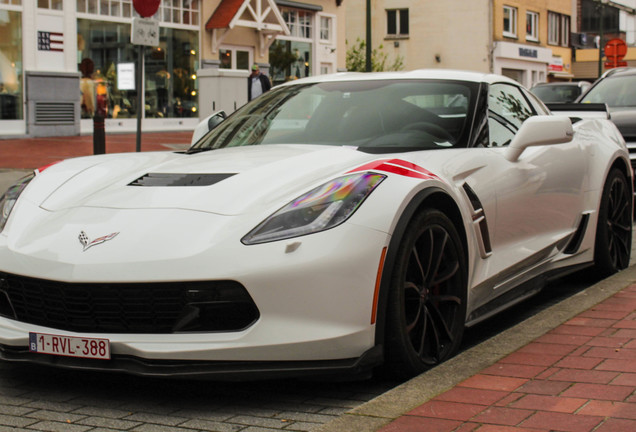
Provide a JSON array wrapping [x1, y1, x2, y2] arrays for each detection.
[[131, 17, 159, 46], [133, 0, 160, 18], [604, 38, 628, 69]]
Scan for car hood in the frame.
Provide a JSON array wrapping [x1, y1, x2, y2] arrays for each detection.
[[30, 145, 380, 216]]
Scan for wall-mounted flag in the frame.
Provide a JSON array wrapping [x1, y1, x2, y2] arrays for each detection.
[[38, 31, 64, 52]]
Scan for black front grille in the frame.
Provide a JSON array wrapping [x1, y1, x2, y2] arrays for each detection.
[[0, 273, 259, 334]]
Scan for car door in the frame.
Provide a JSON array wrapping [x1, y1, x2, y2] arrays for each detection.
[[465, 82, 587, 304]]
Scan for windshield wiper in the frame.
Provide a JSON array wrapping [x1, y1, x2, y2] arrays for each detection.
[[185, 146, 215, 154]]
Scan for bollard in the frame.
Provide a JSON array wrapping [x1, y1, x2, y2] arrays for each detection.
[[93, 114, 106, 155]]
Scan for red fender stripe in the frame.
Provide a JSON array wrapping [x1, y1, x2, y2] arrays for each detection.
[[35, 161, 62, 175], [347, 159, 439, 180]]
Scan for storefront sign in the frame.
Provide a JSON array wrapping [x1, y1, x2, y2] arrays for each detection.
[[549, 56, 564, 72], [518, 48, 538, 59], [117, 63, 135, 90]]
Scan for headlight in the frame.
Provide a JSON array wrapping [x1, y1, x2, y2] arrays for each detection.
[[242, 172, 385, 245], [0, 173, 35, 233]]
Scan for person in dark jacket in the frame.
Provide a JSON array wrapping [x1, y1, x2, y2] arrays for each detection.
[[247, 64, 271, 101]]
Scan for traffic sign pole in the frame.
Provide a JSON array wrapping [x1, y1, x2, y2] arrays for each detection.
[[135, 45, 144, 153], [132, 0, 161, 152]]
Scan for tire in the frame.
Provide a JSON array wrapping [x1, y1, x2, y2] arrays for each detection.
[[385, 209, 467, 378], [594, 168, 632, 277]]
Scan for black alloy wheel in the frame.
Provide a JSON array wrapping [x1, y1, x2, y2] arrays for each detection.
[[594, 168, 632, 277], [386, 209, 467, 378]]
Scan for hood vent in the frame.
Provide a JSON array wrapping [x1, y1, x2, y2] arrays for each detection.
[[129, 173, 236, 187]]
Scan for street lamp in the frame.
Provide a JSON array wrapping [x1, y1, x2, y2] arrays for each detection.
[[596, 0, 605, 78], [366, 0, 372, 72]]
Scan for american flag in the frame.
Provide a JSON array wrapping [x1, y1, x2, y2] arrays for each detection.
[[38, 31, 64, 52]]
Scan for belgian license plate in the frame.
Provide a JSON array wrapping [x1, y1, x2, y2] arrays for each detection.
[[29, 332, 110, 360]]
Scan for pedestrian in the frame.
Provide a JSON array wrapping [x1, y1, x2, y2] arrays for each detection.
[[79, 58, 96, 118], [247, 64, 271, 101]]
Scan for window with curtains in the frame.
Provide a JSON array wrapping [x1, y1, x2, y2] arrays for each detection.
[[503, 5, 517, 38], [526, 11, 538, 42], [548, 11, 570, 47]]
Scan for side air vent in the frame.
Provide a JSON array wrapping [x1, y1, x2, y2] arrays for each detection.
[[129, 173, 236, 187], [35, 102, 75, 125], [564, 213, 590, 254], [463, 183, 492, 257]]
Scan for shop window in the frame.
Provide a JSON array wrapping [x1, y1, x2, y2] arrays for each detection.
[[77, 19, 198, 120], [386, 9, 408, 37], [0, 8, 23, 120], [526, 11, 538, 42], [503, 5, 517, 38], [270, 40, 311, 85]]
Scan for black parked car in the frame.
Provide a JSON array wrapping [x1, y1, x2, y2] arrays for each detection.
[[576, 68, 636, 183], [530, 81, 591, 103]]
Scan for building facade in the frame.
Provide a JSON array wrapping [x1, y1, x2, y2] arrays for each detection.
[[345, 0, 574, 88], [493, 0, 574, 87], [345, 0, 493, 73], [572, 0, 636, 80], [0, 0, 346, 137]]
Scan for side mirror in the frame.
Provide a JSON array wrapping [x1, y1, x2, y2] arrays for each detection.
[[505, 116, 573, 162], [207, 110, 227, 130], [190, 110, 227, 146]]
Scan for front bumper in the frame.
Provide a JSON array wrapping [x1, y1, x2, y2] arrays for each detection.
[[0, 343, 384, 380], [0, 206, 390, 375]]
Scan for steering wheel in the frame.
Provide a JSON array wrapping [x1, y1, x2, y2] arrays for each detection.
[[401, 122, 455, 143]]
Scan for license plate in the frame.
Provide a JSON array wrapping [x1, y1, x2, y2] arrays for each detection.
[[29, 332, 110, 360]]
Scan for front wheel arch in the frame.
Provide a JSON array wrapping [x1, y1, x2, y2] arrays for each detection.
[[373, 189, 468, 358], [593, 165, 632, 276]]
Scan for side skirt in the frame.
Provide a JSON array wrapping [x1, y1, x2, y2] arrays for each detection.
[[465, 262, 592, 328]]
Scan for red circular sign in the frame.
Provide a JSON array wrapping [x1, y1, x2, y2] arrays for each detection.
[[605, 38, 627, 61], [133, 0, 161, 18]]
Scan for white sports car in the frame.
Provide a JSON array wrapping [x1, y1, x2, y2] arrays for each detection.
[[0, 70, 632, 380]]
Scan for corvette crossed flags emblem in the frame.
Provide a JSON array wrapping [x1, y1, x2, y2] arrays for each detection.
[[78, 231, 119, 252]]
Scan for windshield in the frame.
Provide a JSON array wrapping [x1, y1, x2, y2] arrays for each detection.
[[190, 79, 477, 153], [579, 75, 636, 107]]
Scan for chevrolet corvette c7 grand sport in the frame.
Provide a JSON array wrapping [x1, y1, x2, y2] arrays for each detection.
[[0, 70, 632, 380]]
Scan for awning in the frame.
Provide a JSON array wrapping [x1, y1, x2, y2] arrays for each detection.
[[275, 0, 323, 11], [206, 0, 244, 29], [206, 0, 290, 56]]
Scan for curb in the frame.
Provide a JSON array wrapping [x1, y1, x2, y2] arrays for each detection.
[[315, 264, 636, 432]]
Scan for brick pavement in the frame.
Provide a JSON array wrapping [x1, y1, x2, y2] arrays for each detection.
[[379, 285, 636, 431], [317, 273, 636, 432], [0, 132, 193, 169]]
